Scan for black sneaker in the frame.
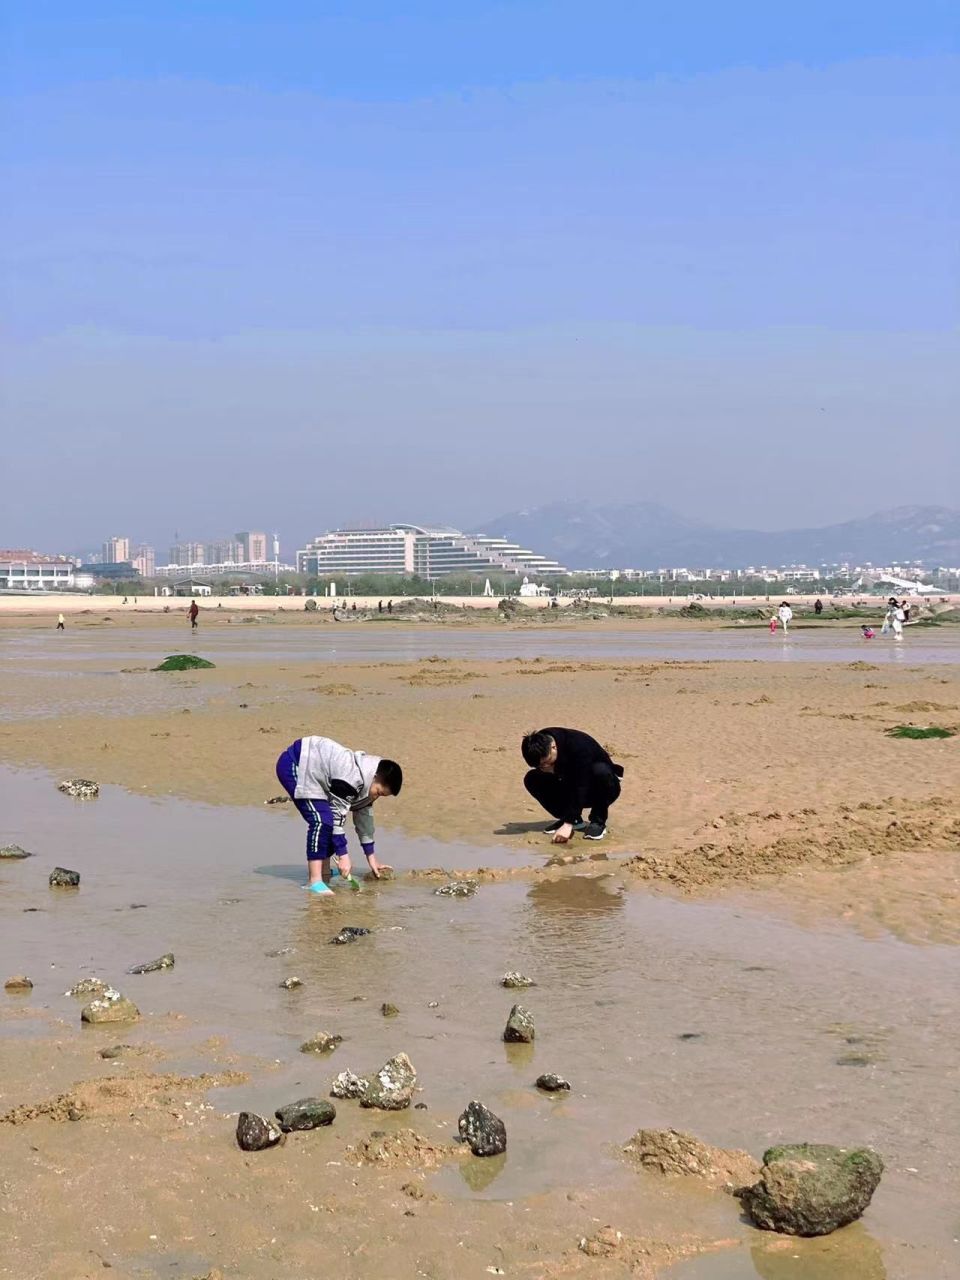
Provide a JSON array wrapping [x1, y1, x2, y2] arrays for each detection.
[[545, 818, 586, 833], [582, 822, 607, 841]]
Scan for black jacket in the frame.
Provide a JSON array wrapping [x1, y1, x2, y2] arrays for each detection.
[[539, 727, 623, 824]]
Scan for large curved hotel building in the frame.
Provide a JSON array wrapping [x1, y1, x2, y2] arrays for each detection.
[[296, 524, 566, 578]]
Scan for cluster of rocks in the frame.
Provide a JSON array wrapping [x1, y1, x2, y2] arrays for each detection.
[[237, 1096, 337, 1150], [624, 1128, 884, 1237]]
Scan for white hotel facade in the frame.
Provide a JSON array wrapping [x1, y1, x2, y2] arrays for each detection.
[[297, 524, 567, 578]]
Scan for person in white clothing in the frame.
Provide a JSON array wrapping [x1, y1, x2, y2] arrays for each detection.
[[777, 602, 793, 633]]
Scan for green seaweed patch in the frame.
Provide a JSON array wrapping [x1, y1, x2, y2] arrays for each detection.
[[153, 654, 216, 672], [885, 725, 955, 740]]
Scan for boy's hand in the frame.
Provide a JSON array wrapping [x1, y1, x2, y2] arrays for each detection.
[[551, 824, 574, 844]]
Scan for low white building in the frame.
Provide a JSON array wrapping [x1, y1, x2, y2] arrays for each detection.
[[0, 550, 77, 590]]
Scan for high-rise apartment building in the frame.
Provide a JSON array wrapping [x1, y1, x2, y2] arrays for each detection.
[[169, 542, 205, 567], [297, 524, 566, 578], [205, 539, 242, 565], [236, 531, 268, 563], [102, 536, 130, 564], [131, 544, 156, 578]]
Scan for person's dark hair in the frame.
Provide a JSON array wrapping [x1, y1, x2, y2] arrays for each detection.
[[521, 730, 554, 767], [375, 759, 403, 795]]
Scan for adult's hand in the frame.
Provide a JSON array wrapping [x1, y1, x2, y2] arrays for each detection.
[[551, 823, 574, 844]]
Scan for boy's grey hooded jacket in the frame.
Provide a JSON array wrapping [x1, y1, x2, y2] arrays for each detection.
[[294, 735, 380, 842]]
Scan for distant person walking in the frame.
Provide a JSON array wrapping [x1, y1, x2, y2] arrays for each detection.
[[814, 598, 823, 616], [882, 599, 905, 640], [188, 599, 199, 630], [378, 600, 383, 613], [56, 613, 65, 631], [777, 602, 793, 634], [901, 599, 911, 623], [387, 600, 393, 614]]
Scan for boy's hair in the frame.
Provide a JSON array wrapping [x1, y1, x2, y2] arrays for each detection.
[[375, 759, 403, 795], [521, 730, 554, 768]]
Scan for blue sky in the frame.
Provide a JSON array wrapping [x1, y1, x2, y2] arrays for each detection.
[[2, 2, 957, 554]]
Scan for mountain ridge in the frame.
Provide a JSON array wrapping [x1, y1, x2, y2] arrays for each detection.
[[475, 503, 960, 571]]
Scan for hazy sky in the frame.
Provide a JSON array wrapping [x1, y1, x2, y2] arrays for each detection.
[[2, 1, 957, 556]]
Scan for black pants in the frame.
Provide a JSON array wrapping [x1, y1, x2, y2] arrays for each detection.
[[524, 763, 621, 826]]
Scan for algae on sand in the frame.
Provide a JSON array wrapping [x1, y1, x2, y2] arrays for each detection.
[[885, 725, 955, 741], [153, 654, 216, 672]]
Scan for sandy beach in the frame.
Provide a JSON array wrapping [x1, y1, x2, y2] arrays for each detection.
[[2, 612, 958, 1279]]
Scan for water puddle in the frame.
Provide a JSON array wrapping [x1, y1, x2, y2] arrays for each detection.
[[3, 623, 958, 668], [668, 1223, 890, 1279], [2, 764, 958, 1273]]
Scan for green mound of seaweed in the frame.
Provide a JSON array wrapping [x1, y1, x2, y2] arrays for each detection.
[[153, 654, 216, 672], [885, 725, 955, 740]]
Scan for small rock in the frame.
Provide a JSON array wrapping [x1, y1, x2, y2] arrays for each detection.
[[503, 1004, 535, 1043], [49, 867, 80, 888], [67, 1106, 83, 1121], [501, 972, 535, 989], [360, 1053, 417, 1110], [678, 1032, 704, 1041], [433, 880, 478, 897], [427, 1000, 439, 1008], [0, 844, 32, 859], [458, 1100, 507, 1156], [265, 946, 294, 957], [275, 1097, 336, 1131], [579, 1227, 622, 1258], [330, 926, 371, 945], [535, 1073, 570, 1092], [236, 1111, 284, 1151], [835, 1052, 875, 1067], [265, 795, 291, 805], [127, 953, 174, 975], [381, 1002, 399, 1018], [80, 991, 140, 1024], [98, 1044, 131, 1059], [57, 778, 99, 799], [4, 975, 33, 993], [300, 1032, 343, 1054], [738, 1143, 884, 1237], [66, 977, 108, 997], [279, 976, 303, 990], [330, 1070, 366, 1100]]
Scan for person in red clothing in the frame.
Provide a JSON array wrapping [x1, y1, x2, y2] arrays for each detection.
[[188, 599, 199, 630], [521, 727, 624, 843]]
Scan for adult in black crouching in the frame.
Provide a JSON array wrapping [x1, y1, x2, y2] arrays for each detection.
[[521, 727, 624, 844]]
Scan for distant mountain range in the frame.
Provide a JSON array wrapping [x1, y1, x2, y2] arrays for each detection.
[[476, 503, 960, 571]]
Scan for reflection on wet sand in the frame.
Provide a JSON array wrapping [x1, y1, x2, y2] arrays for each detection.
[[750, 1224, 887, 1280], [668, 1223, 888, 1279]]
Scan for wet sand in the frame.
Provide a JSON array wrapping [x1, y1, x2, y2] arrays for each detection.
[[1, 623, 959, 1279]]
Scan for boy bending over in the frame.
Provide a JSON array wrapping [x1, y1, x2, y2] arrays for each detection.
[[276, 735, 402, 895]]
